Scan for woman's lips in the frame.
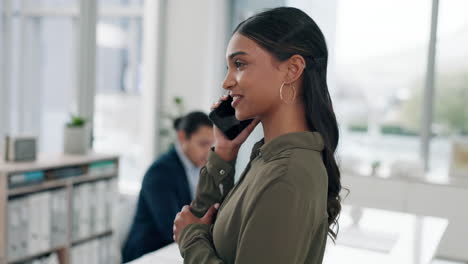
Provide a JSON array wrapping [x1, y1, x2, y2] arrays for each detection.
[[232, 95, 243, 108]]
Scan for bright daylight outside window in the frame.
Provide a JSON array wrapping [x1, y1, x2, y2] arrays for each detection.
[[93, 0, 145, 192], [5, 0, 78, 153], [429, 0, 468, 177], [334, 0, 432, 177]]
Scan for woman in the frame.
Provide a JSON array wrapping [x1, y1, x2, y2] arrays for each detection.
[[173, 7, 342, 263]]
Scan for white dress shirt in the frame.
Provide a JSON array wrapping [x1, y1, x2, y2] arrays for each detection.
[[174, 141, 201, 199]]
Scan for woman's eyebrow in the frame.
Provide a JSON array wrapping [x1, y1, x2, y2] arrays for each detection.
[[228, 51, 248, 60]]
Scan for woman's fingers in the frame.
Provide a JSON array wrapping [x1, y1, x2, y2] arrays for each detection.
[[233, 118, 261, 144], [210, 95, 230, 110], [211, 102, 220, 111], [210, 94, 261, 146]]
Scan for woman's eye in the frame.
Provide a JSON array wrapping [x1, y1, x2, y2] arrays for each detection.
[[234, 60, 246, 69]]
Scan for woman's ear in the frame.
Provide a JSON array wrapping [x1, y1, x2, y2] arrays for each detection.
[[285, 55, 306, 83]]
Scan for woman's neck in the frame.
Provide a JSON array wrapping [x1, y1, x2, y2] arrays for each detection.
[[261, 102, 309, 143]]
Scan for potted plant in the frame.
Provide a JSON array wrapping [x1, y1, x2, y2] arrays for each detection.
[[64, 114, 89, 155], [449, 136, 468, 178], [159, 96, 186, 151], [371, 160, 381, 176]]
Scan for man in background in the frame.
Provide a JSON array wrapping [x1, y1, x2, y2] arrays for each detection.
[[122, 111, 214, 263]]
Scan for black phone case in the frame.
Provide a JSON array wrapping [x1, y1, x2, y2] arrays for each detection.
[[208, 96, 254, 140]]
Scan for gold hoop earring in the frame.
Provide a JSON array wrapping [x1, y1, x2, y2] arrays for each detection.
[[280, 82, 296, 104]]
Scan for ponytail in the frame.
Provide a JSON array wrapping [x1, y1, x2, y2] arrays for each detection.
[[303, 57, 342, 242]]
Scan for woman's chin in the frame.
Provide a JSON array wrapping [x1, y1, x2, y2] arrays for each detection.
[[235, 111, 246, 121], [235, 110, 253, 121]]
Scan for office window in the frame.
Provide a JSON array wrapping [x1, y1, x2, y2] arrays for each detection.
[[99, 0, 143, 8], [430, 0, 468, 175], [38, 17, 77, 152], [6, 7, 21, 135], [334, 0, 432, 175], [1, 1, 78, 153], [0, 0, 6, 150], [3, 1, 25, 136], [24, 0, 78, 8], [93, 3, 144, 191], [0, 3, 3, 72]]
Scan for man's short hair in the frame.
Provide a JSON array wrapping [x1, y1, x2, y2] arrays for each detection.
[[173, 111, 213, 138]]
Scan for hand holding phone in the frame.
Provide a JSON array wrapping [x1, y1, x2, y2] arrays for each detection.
[[209, 96, 254, 140], [208, 95, 260, 161]]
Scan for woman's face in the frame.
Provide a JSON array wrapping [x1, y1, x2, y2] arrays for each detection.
[[222, 33, 286, 121]]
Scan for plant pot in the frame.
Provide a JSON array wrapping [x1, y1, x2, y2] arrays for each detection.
[[449, 136, 468, 178], [64, 125, 90, 155]]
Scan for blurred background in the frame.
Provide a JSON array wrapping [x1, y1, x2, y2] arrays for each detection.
[[0, 0, 467, 263]]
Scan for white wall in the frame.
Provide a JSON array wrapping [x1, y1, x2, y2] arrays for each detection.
[[162, 0, 229, 114], [0, 0, 11, 154], [141, 0, 165, 166], [141, 0, 230, 162], [286, 0, 338, 95]]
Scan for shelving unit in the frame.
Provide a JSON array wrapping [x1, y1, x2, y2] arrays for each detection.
[[0, 153, 119, 264]]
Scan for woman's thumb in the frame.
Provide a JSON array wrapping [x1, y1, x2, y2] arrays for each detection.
[[201, 203, 220, 224]]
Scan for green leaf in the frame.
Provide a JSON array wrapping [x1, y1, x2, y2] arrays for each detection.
[[67, 114, 86, 127], [174, 97, 183, 105]]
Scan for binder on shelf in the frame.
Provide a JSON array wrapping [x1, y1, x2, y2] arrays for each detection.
[[70, 243, 79, 264], [49, 166, 86, 180], [89, 160, 117, 177], [24, 191, 51, 255], [79, 184, 91, 239], [97, 238, 106, 264], [91, 240, 99, 264], [27, 252, 60, 264], [105, 179, 117, 230], [95, 181, 107, 233], [28, 193, 41, 255], [105, 236, 113, 264], [72, 184, 82, 241], [8, 171, 45, 189], [7, 199, 21, 261], [18, 196, 29, 258], [71, 236, 112, 264], [88, 183, 97, 235], [50, 189, 67, 248], [39, 192, 51, 252], [49, 252, 60, 264]]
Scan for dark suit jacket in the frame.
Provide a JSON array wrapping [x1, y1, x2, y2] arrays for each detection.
[[122, 147, 192, 263]]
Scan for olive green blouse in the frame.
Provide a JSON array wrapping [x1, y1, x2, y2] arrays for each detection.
[[178, 131, 329, 263]]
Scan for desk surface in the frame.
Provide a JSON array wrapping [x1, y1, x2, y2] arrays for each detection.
[[129, 206, 448, 264], [343, 162, 468, 189]]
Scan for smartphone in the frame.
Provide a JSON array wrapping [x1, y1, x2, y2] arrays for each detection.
[[208, 96, 254, 140]]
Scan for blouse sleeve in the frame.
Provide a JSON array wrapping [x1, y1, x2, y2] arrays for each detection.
[[190, 149, 236, 218]]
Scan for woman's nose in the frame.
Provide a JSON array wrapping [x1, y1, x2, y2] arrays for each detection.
[[222, 72, 236, 90]]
